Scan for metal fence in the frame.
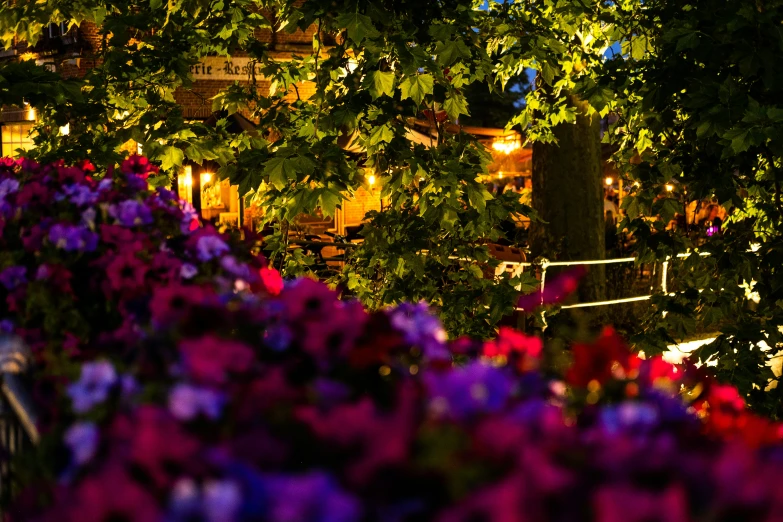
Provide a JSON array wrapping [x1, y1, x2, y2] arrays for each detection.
[[0, 337, 38, 511]]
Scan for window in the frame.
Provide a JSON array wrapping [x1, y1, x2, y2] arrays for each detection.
[[1, 124, 35, 158], [48, 22, 68, 39]]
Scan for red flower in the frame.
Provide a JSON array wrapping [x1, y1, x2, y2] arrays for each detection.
[[259, 266, 284, 296], [566, 326, 640, 388], [483, 327, 542, 359], [178, 335, 254, 385], [120, 155, 158, 179]]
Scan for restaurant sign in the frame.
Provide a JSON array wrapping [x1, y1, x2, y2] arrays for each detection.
[[190, 57, 265, 81]]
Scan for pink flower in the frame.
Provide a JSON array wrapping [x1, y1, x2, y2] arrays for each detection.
[[517, 265, 586, 311], [178, 335, 254, 385], [259, 267, 284, 296]]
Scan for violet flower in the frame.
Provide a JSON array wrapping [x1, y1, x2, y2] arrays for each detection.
[[423, 361, 516, 420], [168, 383, 224, 421], [66, 360, 118, 413], [196, 235, 230, 262], [0, 266, 27, 290], [49, 223, 99, 252], [109, 200, 153, 227], [387, 302, 449, 360], [64, 422, 99, 465]]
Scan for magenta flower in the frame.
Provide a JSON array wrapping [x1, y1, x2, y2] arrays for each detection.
[[517, 265, 586, 311], [178, 335, 254, 385]]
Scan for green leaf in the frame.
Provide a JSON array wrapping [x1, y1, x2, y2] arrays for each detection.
[[630, 35, 648, 60], [263, 157, 296, 190], [443, 94, 469, 120], [368, 70, 395, 99], [675, 32, 700, 52], [540, 62, 555, 86], [368, 124, 395, 146], [160, 146, 184, 171], [434, 40, 471, 66], [400, 74, 434, 105], [336, 12, 380, 44]]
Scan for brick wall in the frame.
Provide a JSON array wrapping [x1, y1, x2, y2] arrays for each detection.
[[344, 188, 382, 226]]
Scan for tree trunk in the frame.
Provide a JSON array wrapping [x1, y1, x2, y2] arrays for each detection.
[[529, 95, 605, 303]]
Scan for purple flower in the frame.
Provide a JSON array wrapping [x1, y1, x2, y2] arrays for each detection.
[[64, 422, 99, 465], [0, 319, 13, 334], [263, 471, 361, 522], [203, 480, 243, 522], [181, 203, 199, 234], [96, 178, 113, 192], [180, 263, 198, 279], [49, 223, 98, 252], [66, 360, 117, 413], [264, 324, 292, 352], [0, 178, 19, 199], [169, 478, 243, 522], [0, 266, 26, 290], [157, 186, 177, 203], [387, 302, 449, 360], [56, 185, 98, 207], [423, 362, 515, 420], [168, 383, 224, 421], [196, 235, 230, 262], [81, 208, 97, 228], [109, 200, 153, 227], [126, 173, 149, 192], [220, 255, 252, 280]]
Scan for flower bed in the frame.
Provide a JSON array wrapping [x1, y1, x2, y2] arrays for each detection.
[[2, 158, 783, 521]]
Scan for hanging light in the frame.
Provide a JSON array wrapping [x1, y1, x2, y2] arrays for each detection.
[[498, 171, 504, 179], [182, 166, 193, 187], [491, 135, 521, 155], [368, 174, 376, 186], [200, 172, 213, 185], [605, 176, 613, 186], [665, 184, 674, 192], [59, 123, 70, 136]]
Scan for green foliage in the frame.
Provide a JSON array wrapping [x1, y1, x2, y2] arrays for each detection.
[[0, 0, 534, 339], [587, 0, 783, 416]]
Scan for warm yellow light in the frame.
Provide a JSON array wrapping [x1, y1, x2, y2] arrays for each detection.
[[200, 172, 212, 185], [605, 176, 613, 186], [665, 184, 674, 192], [182, 166, 193, 187], [498, 171, 504, 179], [20, 52, 35, 62], [26, 106, 36, 121], [59, 123, 70, 136], [368, 174, 376, 186], [491, 136, 521, 155]]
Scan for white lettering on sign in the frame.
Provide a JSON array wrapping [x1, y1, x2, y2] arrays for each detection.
[[189, 57, 265, 81]]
